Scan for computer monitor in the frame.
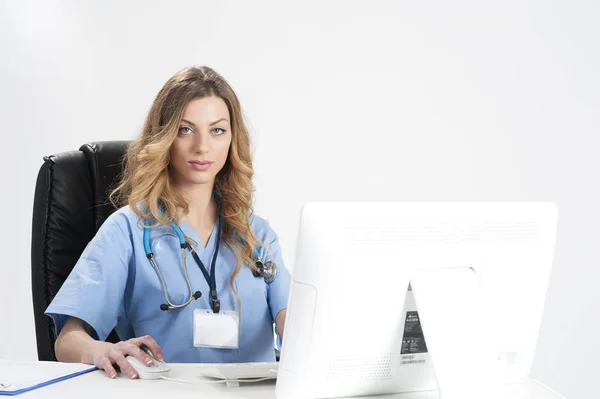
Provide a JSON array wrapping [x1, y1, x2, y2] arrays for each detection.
[[276, 202, 558, 399]]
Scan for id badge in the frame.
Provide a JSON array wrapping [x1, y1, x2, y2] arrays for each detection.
[[193, 309, 239, 349]]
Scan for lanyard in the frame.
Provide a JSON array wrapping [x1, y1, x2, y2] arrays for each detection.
[[185, 219, 222, 313]]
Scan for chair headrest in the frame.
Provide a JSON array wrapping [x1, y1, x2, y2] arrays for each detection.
[[80, 141, 130, 229]]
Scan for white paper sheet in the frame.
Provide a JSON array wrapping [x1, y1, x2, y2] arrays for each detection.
[[0, 360, 96, 393]]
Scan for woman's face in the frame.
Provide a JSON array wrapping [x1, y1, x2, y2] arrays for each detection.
[[169, 96, 232, 188]]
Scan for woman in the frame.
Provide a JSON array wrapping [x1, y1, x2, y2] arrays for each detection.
[[45, 66, 291, 379]]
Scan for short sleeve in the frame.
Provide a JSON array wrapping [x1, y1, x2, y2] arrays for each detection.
[[45, 212, 133, 342], [264, 229, 291, 328]]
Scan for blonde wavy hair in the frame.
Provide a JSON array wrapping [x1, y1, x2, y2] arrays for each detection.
[[110, 66, 264, 308]]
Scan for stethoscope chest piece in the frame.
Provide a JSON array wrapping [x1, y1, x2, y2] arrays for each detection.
[[252, 258, 278, 284]]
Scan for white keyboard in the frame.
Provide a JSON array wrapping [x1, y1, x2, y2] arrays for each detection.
[[196, 362, 278, 380]]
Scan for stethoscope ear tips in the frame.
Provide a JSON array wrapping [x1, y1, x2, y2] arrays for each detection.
[[160, 291, 202, 311]]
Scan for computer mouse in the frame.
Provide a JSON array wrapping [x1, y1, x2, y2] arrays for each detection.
[[125, 352, 171, 380]]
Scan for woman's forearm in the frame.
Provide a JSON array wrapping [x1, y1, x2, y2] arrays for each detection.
[[276, 309, 287, 339], [54, 317, 100, 364]]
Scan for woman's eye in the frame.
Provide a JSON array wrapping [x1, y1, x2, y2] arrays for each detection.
[[178, 126, 193, 135], [212, 128, 226, 135]]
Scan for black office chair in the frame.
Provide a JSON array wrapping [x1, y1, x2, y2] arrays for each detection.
[[30, 141, 130, 361]]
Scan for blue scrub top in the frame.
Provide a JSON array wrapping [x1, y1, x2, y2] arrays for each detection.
[[45, 206, 291, 363]]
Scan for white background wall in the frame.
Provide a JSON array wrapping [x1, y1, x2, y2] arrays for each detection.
[[0, 1, 598, 398]]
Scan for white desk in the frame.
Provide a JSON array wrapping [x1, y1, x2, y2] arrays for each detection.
[[14, 363, 564, 399]]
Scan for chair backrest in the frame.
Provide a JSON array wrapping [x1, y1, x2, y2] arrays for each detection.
[[30, 141, 130, 360]]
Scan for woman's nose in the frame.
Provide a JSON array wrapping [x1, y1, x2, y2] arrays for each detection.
[[193, 131, 211, 154]]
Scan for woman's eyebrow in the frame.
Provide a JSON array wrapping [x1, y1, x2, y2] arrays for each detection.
[[180, 118, 229, 127], [209, 118, 229, 126]]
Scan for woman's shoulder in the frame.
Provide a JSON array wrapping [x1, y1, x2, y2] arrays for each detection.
[[80, 206, 141, 259], [99, 205, 144, 233], [249, 213, 279, 243]]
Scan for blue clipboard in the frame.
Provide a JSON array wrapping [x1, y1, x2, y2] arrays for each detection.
[[0, 366, 97, 396]]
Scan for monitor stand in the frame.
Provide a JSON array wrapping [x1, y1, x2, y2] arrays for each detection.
[[410, 267, 504, 399]]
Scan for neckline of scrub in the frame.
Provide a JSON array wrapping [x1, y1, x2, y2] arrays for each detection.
[[180, 217, 221, 264]]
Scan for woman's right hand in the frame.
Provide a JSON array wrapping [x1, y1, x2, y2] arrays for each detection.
[[89, 335, 164, 379]]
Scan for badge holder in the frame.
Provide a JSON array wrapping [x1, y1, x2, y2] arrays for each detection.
[[409, 267, 504, 399], [193, 308, 240, 350]]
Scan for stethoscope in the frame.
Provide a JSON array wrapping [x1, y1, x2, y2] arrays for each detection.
[[143, 218, 277, 312]]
